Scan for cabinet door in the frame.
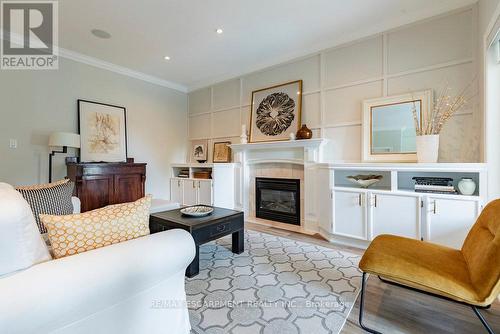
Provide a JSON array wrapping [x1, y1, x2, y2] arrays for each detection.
[[370, 193, 420, 240], [183, 180, 197, 206], [198, 180, 213, 206], [170, 179, 183, 203], [333, 190, 367, 240], [425, 198, 480, 249], [80, 175, 114, 212], [114, 174, 144, 204]]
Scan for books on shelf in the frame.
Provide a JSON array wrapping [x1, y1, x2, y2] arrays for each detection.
[[412, 176, 457, 194], [178, 169, 189, 178]]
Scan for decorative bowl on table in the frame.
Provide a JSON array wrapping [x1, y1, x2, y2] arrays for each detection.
[[347, 174, 383, 188], [180, 205, 214, 217]]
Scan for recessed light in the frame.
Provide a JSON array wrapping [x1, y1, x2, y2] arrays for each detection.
[[164, 56, 171, 60], [216, 28, 223, 34], [91, 29, 111, 39]]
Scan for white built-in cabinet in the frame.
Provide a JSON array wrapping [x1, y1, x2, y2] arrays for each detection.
[[333, 189, 367, 240], [423, 197, 481, 248], [170, 163, 236, 209], [317, 163, 487, 249]]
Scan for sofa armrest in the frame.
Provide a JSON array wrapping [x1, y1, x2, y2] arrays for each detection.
[[0, 229, 195, 334], [71, 196, 81, 214]]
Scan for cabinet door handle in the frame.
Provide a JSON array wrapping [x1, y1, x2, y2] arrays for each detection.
[[374, 194, 377, 208], [433, 200, 437, 214], [192, 181, 196, 189], [198, 181, 201, 188], [358, 194, 362, 206], [178, 180, 181, 187]]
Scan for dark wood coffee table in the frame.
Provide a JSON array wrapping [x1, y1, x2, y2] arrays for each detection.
[[149, 207, 244, 277]]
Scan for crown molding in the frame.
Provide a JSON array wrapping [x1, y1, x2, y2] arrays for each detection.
[[0, 29, 187, 93], [58, 48, 187, 92]]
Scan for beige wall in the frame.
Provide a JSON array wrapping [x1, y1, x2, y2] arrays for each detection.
[[188, 7, 480, 163], [0, 58, 188, 199]]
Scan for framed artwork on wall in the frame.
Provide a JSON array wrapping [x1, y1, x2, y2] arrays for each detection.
[[78, 99, 127, 162], [213, 141, 232, 163], [191, 139, 208, 163], [249, 80, 302, 143]]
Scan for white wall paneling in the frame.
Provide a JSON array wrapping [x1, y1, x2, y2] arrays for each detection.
[[188, 7, 480, 163]]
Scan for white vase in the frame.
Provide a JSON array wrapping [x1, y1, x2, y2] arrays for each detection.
[[458, 178, 476, 195], [416, 135, 439, 163]]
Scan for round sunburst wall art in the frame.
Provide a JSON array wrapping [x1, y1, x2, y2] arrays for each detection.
[[249, 80, 302, 143], [256, 92, 295, 136]]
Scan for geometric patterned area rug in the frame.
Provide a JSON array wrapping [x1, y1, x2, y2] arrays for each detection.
[[186, 230, 362, 334]]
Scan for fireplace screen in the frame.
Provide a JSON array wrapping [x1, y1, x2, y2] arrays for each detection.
[[256, 178, 300, 225]]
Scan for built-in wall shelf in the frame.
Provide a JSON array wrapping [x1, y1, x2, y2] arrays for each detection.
[[316, 163, 487, 198], [170, 163, 237, 209], [316, 162, 488, 250]]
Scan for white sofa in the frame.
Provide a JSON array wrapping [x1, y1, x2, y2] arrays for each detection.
[[0, 186, 195, 334]]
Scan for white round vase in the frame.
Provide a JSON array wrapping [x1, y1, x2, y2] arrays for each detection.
[[416, 135, 439, 163], [458, 178, 476, 195]]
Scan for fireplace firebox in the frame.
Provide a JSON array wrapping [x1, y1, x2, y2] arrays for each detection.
[[255, 177, 300, 225]]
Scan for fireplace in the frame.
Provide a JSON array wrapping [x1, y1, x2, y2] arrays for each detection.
[[255, 177, 300, 225]]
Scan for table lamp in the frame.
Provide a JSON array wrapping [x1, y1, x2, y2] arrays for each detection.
[[48, 132, 81, 182]]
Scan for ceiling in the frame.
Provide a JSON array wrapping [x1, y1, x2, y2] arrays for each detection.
[[59, 0, 477, 92]]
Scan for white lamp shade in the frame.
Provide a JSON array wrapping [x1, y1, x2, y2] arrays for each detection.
[[48, 132, 81, 148]]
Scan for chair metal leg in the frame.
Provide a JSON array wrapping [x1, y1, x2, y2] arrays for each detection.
[[359, 272, 382, 334], [472, 306, 495, 334]]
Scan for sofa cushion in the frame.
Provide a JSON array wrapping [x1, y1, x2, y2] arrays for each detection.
[[41, 196, 152, 259], [16, 179, 75, 234], [0, 183, 51, 277]]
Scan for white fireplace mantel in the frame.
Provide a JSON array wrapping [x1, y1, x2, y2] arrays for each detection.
[[229, 138, 327, 152], [229, 138, 328, 165], [230, 138, 328, 234]]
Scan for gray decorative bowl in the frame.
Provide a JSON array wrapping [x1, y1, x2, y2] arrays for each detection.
[[180, 205, 214, 217], [347, 174, 383, 188]]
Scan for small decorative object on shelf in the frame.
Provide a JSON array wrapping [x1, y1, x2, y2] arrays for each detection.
[[347, 174, 383, 188], [240, 125, 248, 144], [458, 178, 476, 195], [296, 124, 312, 140], [191, 139, 208, 163], [178, 169, 189, 178], [193, 171, 212, 179], [213, 141, 232, 163], [180, 205, 214, 217], [289, 132, 296, 140], [413, 80, 474, 163], [412, 177, 457, 194]]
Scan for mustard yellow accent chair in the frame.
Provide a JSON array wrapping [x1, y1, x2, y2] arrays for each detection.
[[358, 199, 500, 334]]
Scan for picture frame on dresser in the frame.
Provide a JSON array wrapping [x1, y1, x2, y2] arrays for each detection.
[[78, 99, 128, 163]]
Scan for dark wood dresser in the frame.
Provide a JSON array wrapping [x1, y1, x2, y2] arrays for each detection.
[[66, 162, 146, 212]]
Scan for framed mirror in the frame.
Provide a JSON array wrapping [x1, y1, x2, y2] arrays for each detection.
[[362, 90, 432, 162]]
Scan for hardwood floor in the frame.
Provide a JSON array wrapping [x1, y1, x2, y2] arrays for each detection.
[[246, 222, 500, 334]]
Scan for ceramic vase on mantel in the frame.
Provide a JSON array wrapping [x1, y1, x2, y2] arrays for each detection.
[[416, 134, 439, 163], [296, 124, 313, 140]]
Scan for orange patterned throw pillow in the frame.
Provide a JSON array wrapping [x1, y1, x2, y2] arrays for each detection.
[[40, 196, 152, 259]]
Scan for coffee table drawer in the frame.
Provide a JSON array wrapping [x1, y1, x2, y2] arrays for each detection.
[[195, 217, 243, 243]]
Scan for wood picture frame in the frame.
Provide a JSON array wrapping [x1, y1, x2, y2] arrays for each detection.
[[249, 80, 302, 143], [78, 99, 127, 162], [213, 141, 232, 163]]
